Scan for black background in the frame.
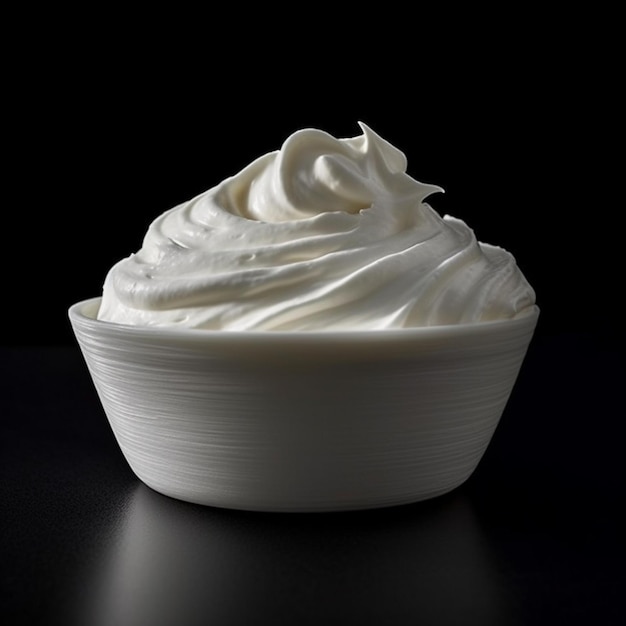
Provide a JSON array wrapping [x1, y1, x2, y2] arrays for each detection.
[[2, 11, 624, 626], [4, 15, 620, 348]]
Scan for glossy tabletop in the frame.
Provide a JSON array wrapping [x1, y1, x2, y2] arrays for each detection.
[[1, 333, 624, 626]]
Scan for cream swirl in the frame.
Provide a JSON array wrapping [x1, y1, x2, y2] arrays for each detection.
[[98, 123, 535, 330]]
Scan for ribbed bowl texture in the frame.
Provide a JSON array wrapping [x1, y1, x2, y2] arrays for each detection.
[[69, 298, 539, 512]]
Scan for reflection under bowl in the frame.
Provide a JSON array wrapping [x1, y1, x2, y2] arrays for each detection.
[[75, 484, 508, 626]]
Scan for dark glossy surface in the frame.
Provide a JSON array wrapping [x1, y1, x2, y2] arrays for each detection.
[[1, 337, 624, 626]]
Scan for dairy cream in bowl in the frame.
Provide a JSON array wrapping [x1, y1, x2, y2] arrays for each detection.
[[70, 124, 538, 511]]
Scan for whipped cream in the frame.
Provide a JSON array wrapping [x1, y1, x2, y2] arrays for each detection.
[[98, 123, 535, 330]]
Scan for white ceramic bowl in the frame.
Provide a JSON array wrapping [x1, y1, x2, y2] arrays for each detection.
[[69, 298, 538, 512]]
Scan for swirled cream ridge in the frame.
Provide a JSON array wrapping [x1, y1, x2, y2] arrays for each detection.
[[98, 123, 535, 330]]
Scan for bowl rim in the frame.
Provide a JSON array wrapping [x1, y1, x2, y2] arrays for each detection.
[[69, 297, 540, 345]]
